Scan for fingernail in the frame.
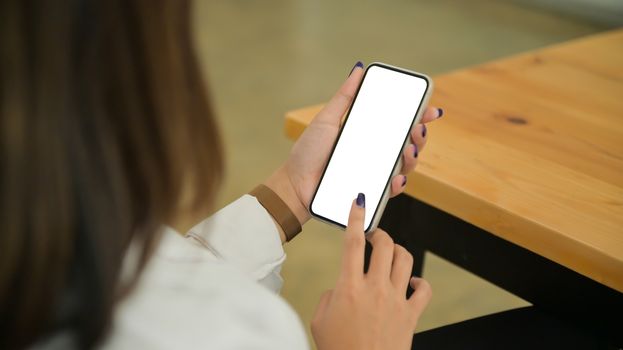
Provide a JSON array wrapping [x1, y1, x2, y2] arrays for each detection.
[[402, 175, 408, 187], [437, 108, 444, 118], [356, 193, 366, 208], [414, 144, 419, 158], [422, 124, 427, 138], [349, 61, 364, 76]]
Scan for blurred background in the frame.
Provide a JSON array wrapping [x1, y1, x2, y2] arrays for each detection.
[[192, 0, 619, 347]]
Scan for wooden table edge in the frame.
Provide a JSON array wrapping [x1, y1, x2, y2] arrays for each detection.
[[284, 104, 623, 293]]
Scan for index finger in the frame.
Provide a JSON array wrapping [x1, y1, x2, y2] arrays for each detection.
[[339, 193, 366, 280]]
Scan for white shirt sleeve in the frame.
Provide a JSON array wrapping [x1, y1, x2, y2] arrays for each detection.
[[185, 195, 286, 292], [101, 196, 310, 349], [102, 230, 308, 350]]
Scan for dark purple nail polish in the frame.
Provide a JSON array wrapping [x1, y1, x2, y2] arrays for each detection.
[[349, 61, 364, 76], [402, 176, 408, 187], [437, 108, 444, 118], [414, 144, 419, 158], [356, 193, 366, 208], [422, 124, 427, 138]]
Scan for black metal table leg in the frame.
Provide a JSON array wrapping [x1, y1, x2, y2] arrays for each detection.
[[376, 194, 623, 345]]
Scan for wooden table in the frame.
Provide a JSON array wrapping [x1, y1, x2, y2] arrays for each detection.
[[284, 29, 623, 341]]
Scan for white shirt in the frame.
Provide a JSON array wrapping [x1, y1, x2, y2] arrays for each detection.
[[101, 195, 309, 349]]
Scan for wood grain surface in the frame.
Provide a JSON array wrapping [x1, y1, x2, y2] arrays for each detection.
[[284, 29, 623, 292]]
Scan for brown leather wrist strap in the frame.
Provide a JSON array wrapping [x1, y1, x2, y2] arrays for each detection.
[[250, 184, 302, 242]]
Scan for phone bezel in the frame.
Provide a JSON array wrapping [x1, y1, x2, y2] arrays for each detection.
[[309, 62, 432, 233]]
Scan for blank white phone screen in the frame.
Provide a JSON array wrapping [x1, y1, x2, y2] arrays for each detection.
[[311, 65, 428, 230]]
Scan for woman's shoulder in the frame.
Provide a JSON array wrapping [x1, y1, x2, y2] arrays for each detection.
[[101, 231, 309, 349]]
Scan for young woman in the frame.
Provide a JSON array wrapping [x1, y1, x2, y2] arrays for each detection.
[[0, 1, 440, 348]]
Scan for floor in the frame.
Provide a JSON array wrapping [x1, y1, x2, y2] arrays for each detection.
[[192, 1, 605, 347]]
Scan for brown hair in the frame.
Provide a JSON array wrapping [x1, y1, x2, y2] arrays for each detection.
[[0, 0, 223, 348]]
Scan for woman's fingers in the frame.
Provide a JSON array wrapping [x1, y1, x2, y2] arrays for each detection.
[[398, 107, 441, 176], [390, 244, 414, 292], [366, 229, 395, 280], [339, 194, 367, 281], [391, 142, 416, 197], [389, 174, 408, 197], [314, 62, 365, 127], [420, 106, 443, 124], [408, 277, 432, 323], [409, 123, 428, 161], [409, 106, 442, 158], [400, 143, 419, 177]]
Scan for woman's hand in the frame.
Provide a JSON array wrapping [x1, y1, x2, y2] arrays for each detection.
[[311, 195, 432, 350], [265, 62, 443, 238]]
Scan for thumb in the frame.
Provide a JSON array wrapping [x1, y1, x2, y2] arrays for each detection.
[[313, 61, 365, 126]]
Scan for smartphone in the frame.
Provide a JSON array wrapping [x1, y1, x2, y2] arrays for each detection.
[[310, 62, 433, 233]]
